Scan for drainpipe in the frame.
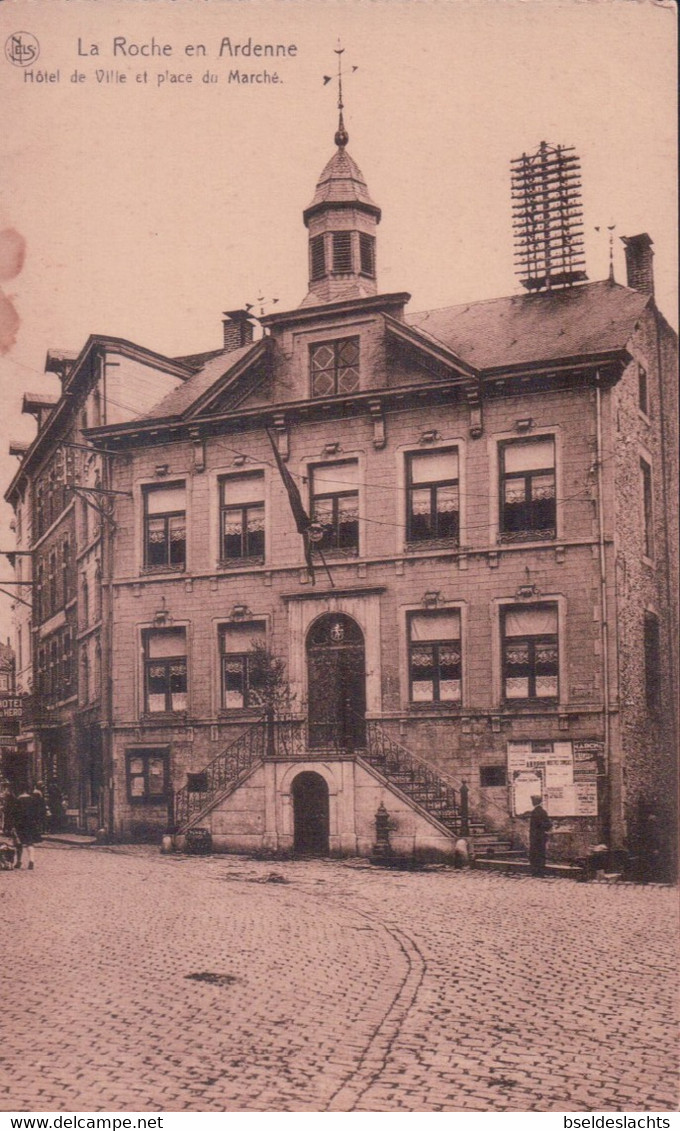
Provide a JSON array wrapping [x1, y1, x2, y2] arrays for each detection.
[[595, 373, 613, 846], [653, 308, 678, 770]]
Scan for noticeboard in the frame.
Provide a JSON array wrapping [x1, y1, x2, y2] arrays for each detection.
[[508, 740, 600, 817]]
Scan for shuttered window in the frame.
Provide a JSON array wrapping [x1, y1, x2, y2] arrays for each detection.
[[332, 231, 353, 272]]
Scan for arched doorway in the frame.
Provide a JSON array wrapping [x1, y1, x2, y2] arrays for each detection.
[[292, 772, 330, 854], [306, 613, 366, 750]]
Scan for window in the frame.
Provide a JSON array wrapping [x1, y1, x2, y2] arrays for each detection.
[[126, 749, 168, 803], [644, 612, 661, 710], [48, 551, 57, 615], [407, 449, 459, 544], [81, 576, 89, 630], [500, 438, 556, 542], [220, 621, 266, 709], [49, 639, 59, 700], [359, 233, 375, 277], [36, 484, 44, 538], [332, 231, 352, 273], [310, 235, 326, 281], [640, 458, 653, 558], [408, 611, 462, 703], [311, 461, 359, 554], [220, 473, 265, 563], [17, 627, 22, 673], [81, 647, 89, 704], [310, 337, 360, 397], [480, 765, 507, 787], [638, 365, 648, 415], [94, 564, 102, 622], [62, 540, 71, 606], [62, 629, 73, 695], [36, 562, 44, 624], [502, 605, 559, 701], [143, 628, 187, 714], [144, 483, 186, 570]]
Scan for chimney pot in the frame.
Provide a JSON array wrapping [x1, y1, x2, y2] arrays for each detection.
[[621, 233, 655, 298]]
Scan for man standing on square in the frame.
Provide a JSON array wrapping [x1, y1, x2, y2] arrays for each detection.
[[529, 794, 552, 877]]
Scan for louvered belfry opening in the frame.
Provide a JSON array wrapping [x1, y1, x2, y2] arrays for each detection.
[[512, 141, 587, 291]]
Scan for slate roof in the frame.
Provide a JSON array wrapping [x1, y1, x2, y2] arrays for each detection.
[[304, 147, 380, 217], [406, 280, 650, 372], [142, 343, 258, 420]]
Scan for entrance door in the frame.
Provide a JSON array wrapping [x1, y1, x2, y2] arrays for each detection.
[[306, 614, 366, 750], [292, 772, 330, 854]]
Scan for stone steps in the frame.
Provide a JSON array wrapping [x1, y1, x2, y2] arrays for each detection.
[[473, 856, 584, 879]]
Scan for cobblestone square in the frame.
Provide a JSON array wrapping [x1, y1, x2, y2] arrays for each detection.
[[1, 845, 678, 1113]]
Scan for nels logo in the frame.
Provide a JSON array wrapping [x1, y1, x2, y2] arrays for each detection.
[[5, 32, 40, 67]]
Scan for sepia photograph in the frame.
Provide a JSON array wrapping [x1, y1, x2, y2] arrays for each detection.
[[0, 0, 677, 1117]]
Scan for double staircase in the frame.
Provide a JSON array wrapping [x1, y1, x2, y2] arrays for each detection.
[[173, 714, 517, 859]]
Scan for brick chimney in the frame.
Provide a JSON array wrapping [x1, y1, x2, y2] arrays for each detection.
[[222, 310, 255, 351], [621, 233, 655, 298]]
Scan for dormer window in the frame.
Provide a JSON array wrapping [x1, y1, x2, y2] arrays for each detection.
[[310, 337, 360, 397], [359, 233, 375, 278], [332, 232, 352, 273]]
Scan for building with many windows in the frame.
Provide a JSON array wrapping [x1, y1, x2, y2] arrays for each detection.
[[5, 126, 678, 873]]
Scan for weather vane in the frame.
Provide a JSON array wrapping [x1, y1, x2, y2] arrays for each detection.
[[595, 224, 617, 283], [244, 292, 279, 319], [323, 40, 358, 148]]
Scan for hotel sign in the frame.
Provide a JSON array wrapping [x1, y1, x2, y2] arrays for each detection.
[[0, 698, 23, 720]]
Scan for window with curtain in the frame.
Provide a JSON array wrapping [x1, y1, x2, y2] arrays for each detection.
[[310, 461, 359, 554], [220, 473, 265, 563], [502, 605, 559, 701], [143, 628, 187, 714], [500, 438, 556, 541], [220, 621, 266, 709], [407, 448, 459, 544], [408, 610, 462, 703], [310, 338, 360, 397], [143, 482, 186, 570]]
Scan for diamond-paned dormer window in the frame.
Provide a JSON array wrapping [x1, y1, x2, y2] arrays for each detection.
[[359, 233, 375, 278], [310, 337, 360, 397], [332, 232, 353, 273], [310, 235, 326, 281]]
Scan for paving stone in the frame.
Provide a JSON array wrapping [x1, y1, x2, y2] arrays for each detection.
[[0, 846, 677, 1112]]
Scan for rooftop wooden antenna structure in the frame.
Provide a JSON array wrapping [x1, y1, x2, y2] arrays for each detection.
[[512, 141, 587, 291]]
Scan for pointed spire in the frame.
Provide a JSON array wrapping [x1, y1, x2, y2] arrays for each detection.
[[334, 41, 349, 148]]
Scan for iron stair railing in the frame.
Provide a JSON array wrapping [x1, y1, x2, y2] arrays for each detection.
[[174, 720, 266, 831], [360, 717, 462, 836]]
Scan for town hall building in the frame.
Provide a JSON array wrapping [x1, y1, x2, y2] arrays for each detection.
[[6, 118, 678, 875]]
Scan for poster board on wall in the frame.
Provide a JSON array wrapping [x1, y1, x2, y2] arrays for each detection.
[[508, 741, 600, 817]]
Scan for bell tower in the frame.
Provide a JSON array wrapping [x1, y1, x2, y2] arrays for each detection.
[[301, 49, 381, 307]]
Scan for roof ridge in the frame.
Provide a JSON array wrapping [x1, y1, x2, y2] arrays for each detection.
[[409, 278, 629, 320]]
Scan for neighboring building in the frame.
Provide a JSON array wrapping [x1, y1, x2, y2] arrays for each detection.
[[5, 123, 678, 872], [4, 341, 192, 828]]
